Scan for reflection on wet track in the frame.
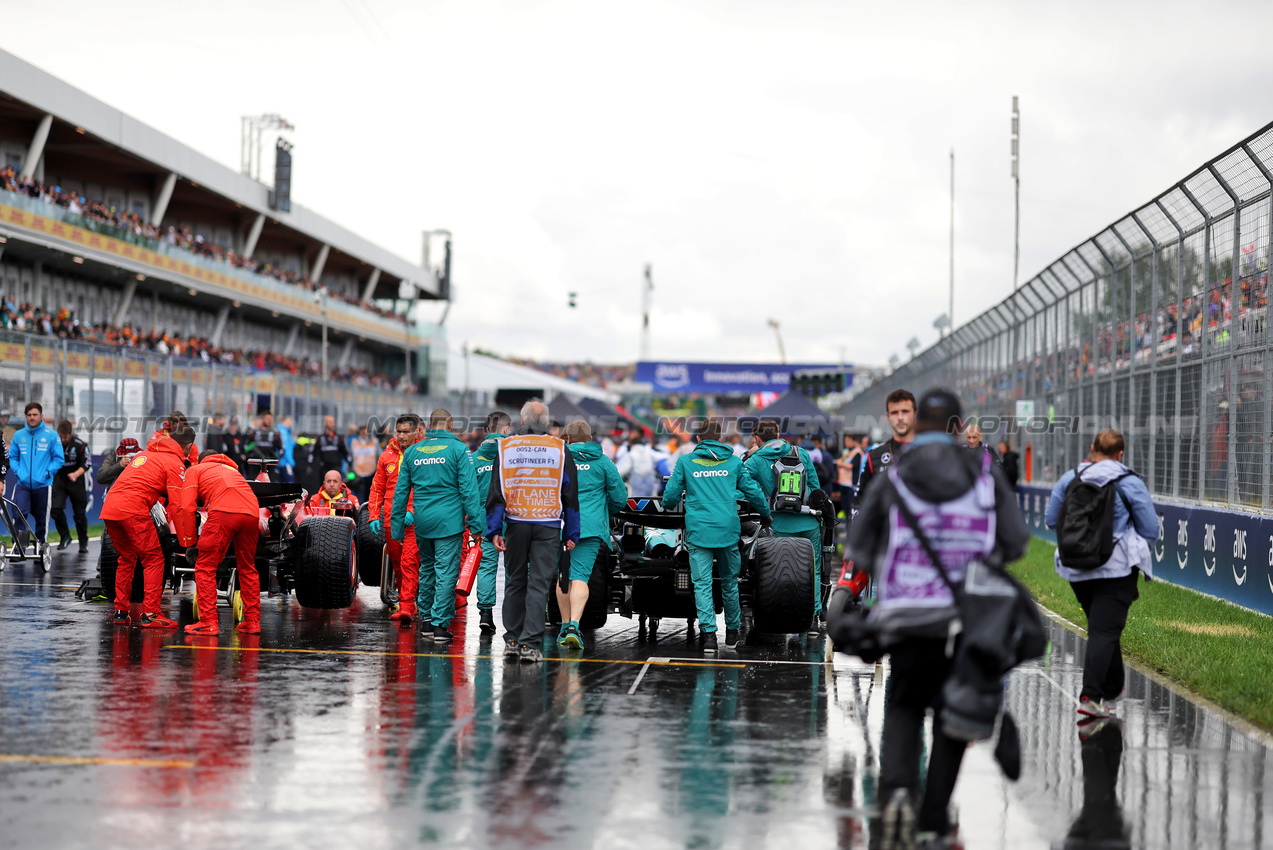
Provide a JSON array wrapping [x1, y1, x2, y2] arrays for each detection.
[[0, 545, 1268, 848]]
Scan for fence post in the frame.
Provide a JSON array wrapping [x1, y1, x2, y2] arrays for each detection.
[[1208, 166, 1242, 506], [56, 338, 65, 424], [1131, 212, 1160, 493], [1179, 184, 1211, 502], [1240, 142, 1273, 509], [116, 350, 123, 451], [1155, 201, 1185, 499], [87, 344, 95, 447]]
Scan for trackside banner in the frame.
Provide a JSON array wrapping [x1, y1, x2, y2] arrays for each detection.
[[1018, 484, 1273, 617], [635, 361, 844, 394]]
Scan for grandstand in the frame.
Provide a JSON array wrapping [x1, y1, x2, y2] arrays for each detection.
[[0, 48, 447, 399]]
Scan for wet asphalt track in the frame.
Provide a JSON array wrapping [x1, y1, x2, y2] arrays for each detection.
[[0, 540, 1269, 850]]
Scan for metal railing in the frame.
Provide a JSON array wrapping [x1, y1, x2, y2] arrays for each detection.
[[0, 328, 450, 455], [842, 120, 1273, 510]]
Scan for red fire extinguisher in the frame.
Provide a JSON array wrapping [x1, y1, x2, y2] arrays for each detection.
[[456, 530, 481, 597]]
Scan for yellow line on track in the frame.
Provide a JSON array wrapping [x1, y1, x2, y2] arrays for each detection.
[[0, 754, 195, 768], [163, 644, 745, 668]]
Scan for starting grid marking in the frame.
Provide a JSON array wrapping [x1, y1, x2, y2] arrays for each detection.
[[163, 643, 748, 670], [160, 643, 835, 669], [160, 644, 852, 695]]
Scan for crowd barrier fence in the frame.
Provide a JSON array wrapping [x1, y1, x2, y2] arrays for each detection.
[[842, 120, 1273, 614]]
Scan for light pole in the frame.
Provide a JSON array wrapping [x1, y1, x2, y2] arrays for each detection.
[[419, 229, 454, 395], [1012, 96, 1021, 291], [949, 147, 955, 327], [640, 264, 653, 362], [240, 113, 294, 182], [767, 318, 787, 364]]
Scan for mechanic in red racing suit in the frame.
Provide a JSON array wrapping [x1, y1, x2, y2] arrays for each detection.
[[100, 425, 197, 628], [368, 414, 424, 624], [307, 470, 361, 514], [175, 450, 263, 635], [151, 410, 200, 466]]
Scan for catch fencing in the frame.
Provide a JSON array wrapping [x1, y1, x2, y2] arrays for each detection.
[[844, 120, 1273, 512], [0, 328, 449, 456]]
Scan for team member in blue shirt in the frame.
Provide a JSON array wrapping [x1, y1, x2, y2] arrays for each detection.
[[8, 402, 64, 547]]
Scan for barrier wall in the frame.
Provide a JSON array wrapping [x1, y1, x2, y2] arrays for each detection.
[[1018, 483, 1273, 616]]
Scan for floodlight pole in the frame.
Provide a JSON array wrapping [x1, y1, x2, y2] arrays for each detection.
[[240, 113, 295, 182], [640, 264, 653, 361], [1012, 97, 1021, 291], [767, 318, 787, 364], [949, 147, 955, 334]]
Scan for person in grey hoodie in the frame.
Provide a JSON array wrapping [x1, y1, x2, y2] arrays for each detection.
[[1045, 428, 1157, 720]]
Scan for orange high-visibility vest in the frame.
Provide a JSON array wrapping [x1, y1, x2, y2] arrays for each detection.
[[496, 434, 567, 523]]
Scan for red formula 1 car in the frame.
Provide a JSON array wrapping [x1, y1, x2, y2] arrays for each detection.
[[99, 464, 366, 624]]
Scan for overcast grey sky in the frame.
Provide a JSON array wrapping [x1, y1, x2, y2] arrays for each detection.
[[3, 0, 1272, 367]]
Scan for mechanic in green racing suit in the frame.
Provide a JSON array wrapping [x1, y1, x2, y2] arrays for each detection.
[[661, 419, 771, 654], [744, 418, 824, 629], [557, 419, 627, 650], [390, 408, 485, 644]]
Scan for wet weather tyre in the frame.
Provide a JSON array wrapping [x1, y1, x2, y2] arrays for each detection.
[[99, 529, 144, 603], [548, 552, 611, 629], [293, 516, 358, 609], [579, 552, 610, 630], [751, 536, 816, 634], [356, 504, 383, 586]]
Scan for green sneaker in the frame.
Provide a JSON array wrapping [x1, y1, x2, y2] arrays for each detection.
[[556, 622, 571, 645], [561, 623, 584, 650]]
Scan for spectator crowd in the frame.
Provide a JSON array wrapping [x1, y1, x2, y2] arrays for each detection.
[[1, 166, 404, 323], [0, 295, 402, 388], [495, 355, 633, 389]]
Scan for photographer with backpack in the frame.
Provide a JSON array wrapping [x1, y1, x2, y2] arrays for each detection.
[[1045, 428, 1158, 720], [839, 389, 1029, 850]]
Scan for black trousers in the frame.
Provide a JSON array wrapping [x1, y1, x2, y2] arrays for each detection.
[[51, 476, 88, 543], [501, 522, 561, 646], [1070, 570, 1140, 702], [879, 638, 967, 834]]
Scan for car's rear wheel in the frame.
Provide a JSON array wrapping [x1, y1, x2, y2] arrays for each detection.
[[751, 536, 816, 634], [99, 529, 145, 603], [579, 548, 610, 630], [547, 548, 611, 629], [293, 516, 358, 609], [355, 504, 383, 586]]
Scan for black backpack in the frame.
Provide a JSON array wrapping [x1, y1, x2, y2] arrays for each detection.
[[1056, 465, 1134, 569]]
